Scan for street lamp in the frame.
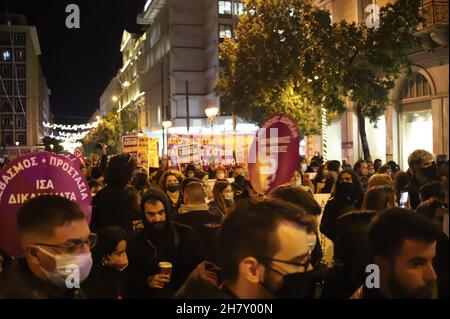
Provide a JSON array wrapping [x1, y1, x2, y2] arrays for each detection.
[[112, 96, 118, 102], [50, 144, 54, 152], [15, 141, 20, 158], [162, 120, 172, 157], [205, 105, 219, 133]]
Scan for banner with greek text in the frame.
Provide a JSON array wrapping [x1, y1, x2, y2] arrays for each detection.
[[167, 133, 256, 169], [0, 152, 92, 257]]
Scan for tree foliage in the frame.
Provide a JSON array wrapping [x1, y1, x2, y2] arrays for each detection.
[[216, 0, 423, 143], [42, 136, 64, 154], [82, 108, 137, 155]]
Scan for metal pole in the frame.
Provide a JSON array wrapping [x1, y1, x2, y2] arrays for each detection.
[[186, 81, 190, 133], [118, 110, 122, 147], [162, 126, 166, 157], [2, 122, 6, 156], [161, 61, 165, 121]]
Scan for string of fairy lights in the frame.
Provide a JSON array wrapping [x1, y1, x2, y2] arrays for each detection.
[[43, 117, 100, 153]]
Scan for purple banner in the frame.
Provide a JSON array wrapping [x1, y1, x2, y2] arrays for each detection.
[[0, 152, 92, 257], [248, 113, 300, 195]]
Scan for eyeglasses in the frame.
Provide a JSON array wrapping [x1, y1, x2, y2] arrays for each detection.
[[257, 255, 311, 273], [34, 233, 97, 254]]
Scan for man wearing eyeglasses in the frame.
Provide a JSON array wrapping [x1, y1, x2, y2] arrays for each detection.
[[0, 195, 95, 299], [214, 199, 316, 299]]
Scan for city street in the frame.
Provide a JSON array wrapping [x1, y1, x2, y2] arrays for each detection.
[[0, 0, 448, 307]]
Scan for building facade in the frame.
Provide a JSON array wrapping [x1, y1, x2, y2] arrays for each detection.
[[0, 14, 51, 159], [133, 0, 251, 134], [306, 0, 448, 169], [99, 0, 255, 153], [99, 75, 121, 117]]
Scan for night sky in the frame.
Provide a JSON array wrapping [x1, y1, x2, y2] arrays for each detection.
[[1, 0, 145, 124]]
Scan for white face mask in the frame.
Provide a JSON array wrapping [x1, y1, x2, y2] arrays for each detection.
[[224, 193, 234, 201], [294, 180, 303, 187], [36, 246, 93, 288], [301, 164, 308, 173], [306, 234, 317, 254]]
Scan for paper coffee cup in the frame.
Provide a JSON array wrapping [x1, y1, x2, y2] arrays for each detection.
[[158, 262, 172, 276]]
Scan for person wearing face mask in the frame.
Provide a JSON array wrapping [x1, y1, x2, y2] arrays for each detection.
[[290, 170, 313, 195], [299, 157, 309, 174], [406, 150, 440, 210], [175, 199, 317, 299], [159, 170, 184, 212], [231, 165, 253, 201], [214, 165, 227, 181], [320, 169, 364, 243], [366, 161, 375, 177], [312, 164, 328, 193], [323, 186, 395, 299], [311, 152, 324, 165], [210, 180, 236, 216], [90, 153, 138, 235], [320, 160, 341, 194], [306, 160, 320, 173], [354, 159, 369, 193], [184, 163, 197, 179], [269, 184, 324, 271], [82, 226, 129, 299], [127, 187, 203, 298], [0, 196, 95, 299]]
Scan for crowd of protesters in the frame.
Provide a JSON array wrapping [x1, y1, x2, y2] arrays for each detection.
[[0, 146, 448, 300]]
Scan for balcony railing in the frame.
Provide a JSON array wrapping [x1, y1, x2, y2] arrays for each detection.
[[420, 0, 449, 30]]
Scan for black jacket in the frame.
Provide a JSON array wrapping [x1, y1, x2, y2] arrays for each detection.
[[434, 229, 449, 299], [0, 249, 13, 274], [320, 196, 362, 243], [0, 258, 85, 299], [405, 175, 441, 210], [82, 265, 129, 299], [173, 205, 223, 263], [232, 178, 252, 201], [127, 223, 203, 298], [320, 176, 335, 194], [322, 211, 376, 299], [127, 187, 204, 298], [90, 185, 138, 234], [174, 261, 234, 299]]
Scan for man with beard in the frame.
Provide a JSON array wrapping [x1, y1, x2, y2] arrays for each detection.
[[126, 187, 203, 298], [406, 150, 440, 209], [351, 208, 440, 299], [353, 159, 369, 193]]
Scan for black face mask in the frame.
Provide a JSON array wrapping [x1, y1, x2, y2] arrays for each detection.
[[337, 182, 354, 197], [261, 270, 318, 299], [275, 271, 318, 299], [420, 163, 438, 179], [166, 184, 179, 193], [150, 221, 165, 228], [234, 175, 245, 185]]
